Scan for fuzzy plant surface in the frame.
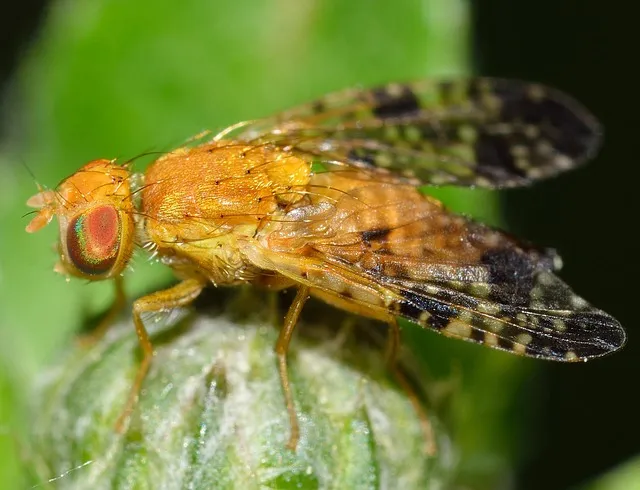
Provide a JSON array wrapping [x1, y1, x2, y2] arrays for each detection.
[[29, 291, 454, 489]]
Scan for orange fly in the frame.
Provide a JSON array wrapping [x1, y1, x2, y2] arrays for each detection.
[[26, 78, 625, 451]]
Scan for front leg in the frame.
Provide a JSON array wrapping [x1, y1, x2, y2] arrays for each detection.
[[114, 278, 205, 432], [77, 276, 126, 346]]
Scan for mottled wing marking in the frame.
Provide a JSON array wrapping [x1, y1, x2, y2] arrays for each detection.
[[237, 78, 601, 188], [264, 172, 624, 361], [390, 258, 624, 361]]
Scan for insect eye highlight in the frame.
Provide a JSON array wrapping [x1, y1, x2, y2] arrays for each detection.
[[66, 205, 122, 276]]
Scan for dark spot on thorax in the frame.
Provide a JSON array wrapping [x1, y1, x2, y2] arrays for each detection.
[[361, 228, 391, 245], [341, 289, 354, 299]]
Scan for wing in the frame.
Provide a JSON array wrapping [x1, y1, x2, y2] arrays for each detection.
[[255, 170, 624, 361], [235, 78, 602, 188]]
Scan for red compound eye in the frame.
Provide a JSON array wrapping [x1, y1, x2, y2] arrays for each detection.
[[67, 205, 121, 276]]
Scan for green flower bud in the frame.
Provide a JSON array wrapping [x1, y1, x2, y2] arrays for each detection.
[[30, 292, 453, 489]]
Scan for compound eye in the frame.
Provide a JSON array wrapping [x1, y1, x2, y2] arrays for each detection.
[[66, 205, 122, 276]]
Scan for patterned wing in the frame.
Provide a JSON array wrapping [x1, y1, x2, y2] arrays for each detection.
[[236, 78, 602, 188], [260, 171, 624, 361], [385, 260, 625, 361]]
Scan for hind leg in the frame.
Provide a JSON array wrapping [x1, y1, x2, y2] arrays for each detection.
[[386, 318, 437, 456], [274, 286, 310, 451]]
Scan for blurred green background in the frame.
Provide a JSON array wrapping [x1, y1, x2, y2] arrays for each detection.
[[0, 0, 636, 488]]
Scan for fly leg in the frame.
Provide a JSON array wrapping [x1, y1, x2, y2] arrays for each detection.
[[275, 285, 310, 451], [386, 318, 437, 456], [78, 276, 126, 346], [253, 274, 296, 328], [114, 278, 204, 432]]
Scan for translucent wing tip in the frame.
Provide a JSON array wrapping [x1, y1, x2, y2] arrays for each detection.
[[547, 310, 626, 362]]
